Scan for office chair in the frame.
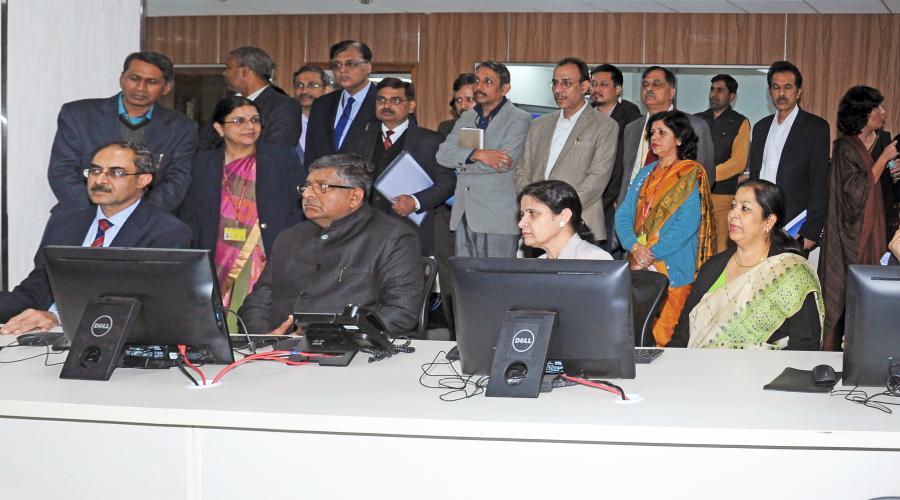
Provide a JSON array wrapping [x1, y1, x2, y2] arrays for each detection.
[[413, 256, 438, 339], [631, 270, 669, 347]]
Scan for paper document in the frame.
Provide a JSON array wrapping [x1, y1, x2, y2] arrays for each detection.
[[784, 210, 806, 238], [459, 127, 484, 150], [374, 151, 434, 226]]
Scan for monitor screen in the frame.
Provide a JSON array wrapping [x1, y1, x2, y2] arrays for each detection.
[[449, 257, 634, 379], [43, 246, 233, 364], [844, 265, 900, 387]]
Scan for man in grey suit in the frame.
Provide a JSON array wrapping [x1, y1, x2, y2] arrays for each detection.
[[618, 66, 715, 203], [515, 57, 618, 244], [436, 61, 532, 258]]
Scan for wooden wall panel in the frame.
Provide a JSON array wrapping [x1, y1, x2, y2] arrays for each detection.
[[645, 14, 784, 65], [507, 13, 644, 64], [144, 16, 219, 64], [787, 14, 900, 139], [417, 13, 510, 130], [305, 14, 420, 64]]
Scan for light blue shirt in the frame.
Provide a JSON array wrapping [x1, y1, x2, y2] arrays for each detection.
[[80, 199, 142, 247], [117, 93, 154, 126], [333, 83, 371, 149]]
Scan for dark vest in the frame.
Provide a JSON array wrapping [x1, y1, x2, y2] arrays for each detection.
[[697, 106, 747, 195]]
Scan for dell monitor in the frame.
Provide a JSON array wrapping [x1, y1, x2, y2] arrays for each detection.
[[843, 265, 900, 387], [449, 257, 635, 379], [44, 246, 233, 379]]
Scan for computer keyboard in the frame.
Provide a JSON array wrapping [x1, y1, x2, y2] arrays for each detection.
[[635, 348, 663, 364]]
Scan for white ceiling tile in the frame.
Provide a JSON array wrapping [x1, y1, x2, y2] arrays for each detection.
[[729, 1, 818, 13], [884, 0, 900, 13], [659, 1, 747, 12], [807, 0, 889, 13]]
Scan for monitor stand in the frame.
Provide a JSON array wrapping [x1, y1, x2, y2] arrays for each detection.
[[486, 310, 556, 398], [59, 296, 141, 381]]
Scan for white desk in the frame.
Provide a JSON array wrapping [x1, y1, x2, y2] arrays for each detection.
[[0, 343, 897, 499]]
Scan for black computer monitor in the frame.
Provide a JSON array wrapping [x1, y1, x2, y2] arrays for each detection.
[[449, 257, 635, 379], [44, 246, 233, 365], [843, 265, 900, 387]]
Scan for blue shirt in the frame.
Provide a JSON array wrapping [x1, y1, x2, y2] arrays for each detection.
[[80, 199, 142, 247], [333, 84, 372, 149], [117, 93, 155, 127]]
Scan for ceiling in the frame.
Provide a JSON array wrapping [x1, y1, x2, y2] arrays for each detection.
[[146, 0, 900, 16]]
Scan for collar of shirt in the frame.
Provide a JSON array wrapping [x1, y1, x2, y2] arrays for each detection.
[[334, 84, 372, 128], [557, 100, 588, 126], [381, 119, 410, 140], [244, 85, 269, 101], [774, 104, 800, 129], [81, 199, 142, 247], [117, 93, 154, 126], [474, 96, 508, 129]]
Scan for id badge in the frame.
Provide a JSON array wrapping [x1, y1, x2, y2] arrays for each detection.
[[224, 227, 247, 242], [637, 232, 647, 246]]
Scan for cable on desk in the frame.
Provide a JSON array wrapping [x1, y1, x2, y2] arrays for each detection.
[[418, 350, 488, 401], [362, 337, 415, 363], [227, 308, 256, 354], [176, 357, 199, 386], [175, 349, 333, 387], [177, 344, 208, 385], [830, 386, 900, 414], [0, 338, 66, 366], [560, 374, 629, 400]]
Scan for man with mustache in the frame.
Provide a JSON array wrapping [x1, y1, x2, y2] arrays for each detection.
[[291, 65, 332, 168], [749, 61, 829, 252], [1, 142, 192, 334], [343, 78, 455, 256], [48, 52, 197, 212], [239, 154, 423, 336], [437, 60, 533, 258], [515, 57, 618, 247]]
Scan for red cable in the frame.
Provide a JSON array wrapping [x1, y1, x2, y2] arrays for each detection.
[[561, 374, 629, 400], [209, 350, 333, 385], [178, 344, 207, 385]]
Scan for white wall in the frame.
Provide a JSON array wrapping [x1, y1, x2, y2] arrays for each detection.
[[4, 0, 141, 287]]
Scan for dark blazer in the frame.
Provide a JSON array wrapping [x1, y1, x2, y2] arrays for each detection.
[[177, 144, 304, 257], [304, 84, 377, 167], [199, 86, 303, 151], [748, 107, 830, 243], [344, 120, 456, 255], [48, 95, 198, 212], [0, 202, 192, 322], [669, 246, 821, 350]]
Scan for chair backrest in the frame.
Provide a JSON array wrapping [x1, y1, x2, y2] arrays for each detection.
[[415, 256, 438, 338], [630, 270, 669, 347]]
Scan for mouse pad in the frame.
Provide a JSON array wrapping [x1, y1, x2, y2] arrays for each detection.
[[763, 367, 842, 393]]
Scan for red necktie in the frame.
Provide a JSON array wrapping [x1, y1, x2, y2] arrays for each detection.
[[383, 129, 394, 150], [91, 219, 113, 247]]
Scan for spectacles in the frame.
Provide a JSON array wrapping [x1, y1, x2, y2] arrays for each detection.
[[330, 59, 367, 71], [589, 80, 612, 89], [293, 82, 324, 89], [223, 116, 262, 126], [297, 181, 356, 195], [83, 166, 144, 179], [549, 79, 579, 89], [375, 96, 411, 105], [454, 96, 475, 104]]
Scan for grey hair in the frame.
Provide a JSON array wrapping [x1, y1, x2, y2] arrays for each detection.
[[230, 46, 274, 81], [91, 141, 155, 176], [308, 153, 374, 199]]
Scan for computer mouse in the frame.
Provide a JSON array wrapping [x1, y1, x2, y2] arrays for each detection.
[[812, 364, 837, 386], [16, 332, 64, 347]]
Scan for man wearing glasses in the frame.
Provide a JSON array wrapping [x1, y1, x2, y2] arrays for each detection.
[[515, 57, 618, 247], [48, 52, 197, 212], [291, 65, 333, 167], [200, 46, 303, 151], [239, 154, 422, 336], [437, 73, 477, 137], [0, 142, 192, 334], [304, 40, 378, 167]]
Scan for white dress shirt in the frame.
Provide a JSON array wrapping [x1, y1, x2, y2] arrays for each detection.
[[545, 101, 588, 179], [759, 105, 800, 183], [244, 85, 268, 101]]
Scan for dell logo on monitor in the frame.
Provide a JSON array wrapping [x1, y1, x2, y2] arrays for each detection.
[[90, 315, 114, 337], [512, 329, 535, 353]]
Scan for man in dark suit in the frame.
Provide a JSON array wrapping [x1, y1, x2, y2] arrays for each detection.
[[1, 142, 192, 334], [48, 52, 198, 212], [590, 63, 642, 251], [344, 78, 455, 256], [304, 40, 377, 167], [748, 61, 829, 251], [291, 65, 333, 168], [436, 73, 477, 137], [199, 46, 302, 150]]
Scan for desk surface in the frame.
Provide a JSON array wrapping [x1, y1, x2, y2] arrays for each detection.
[[0, 342, 896, 450]]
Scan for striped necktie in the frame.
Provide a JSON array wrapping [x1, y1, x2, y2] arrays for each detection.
[[91, 219, 113, 247]]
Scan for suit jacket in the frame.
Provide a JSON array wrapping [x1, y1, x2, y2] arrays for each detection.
[[436, 100, 533, 234], [515, 106, 618, 240], [199, 86, 303, 151], [343, 121, 456, 255], [238, 204, 423, 335], [0, 202, 192, 322], [48, 95, 198, 212], [748, 107, 830, 243], [601, 100, 643, 247], [177, 144, 304, 257], [618, 111, 716, 203], [304, 84, 377, 167]]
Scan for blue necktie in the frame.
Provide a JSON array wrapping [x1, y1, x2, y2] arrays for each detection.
[[333, 96, 355, 150]]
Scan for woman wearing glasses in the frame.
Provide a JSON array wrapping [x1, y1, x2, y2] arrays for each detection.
[[179, 96, 302, 313]]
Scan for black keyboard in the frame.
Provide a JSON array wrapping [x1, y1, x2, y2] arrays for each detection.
[[635, 348, 663, 364]]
